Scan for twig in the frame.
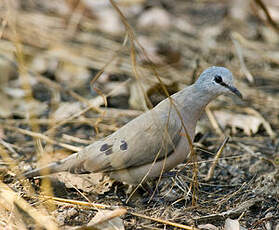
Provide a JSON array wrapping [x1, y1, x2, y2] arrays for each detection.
[[254, 0, 279, 32], [130, 211, 200, 230], [4, 126, 81, 152], [76, 208, 127, 229], [205, 107, 223, 136], [194, 197, 262, 222], [231, 32, 254, 83], [39, 195, 199, 229], [40, 195, 116, 209], [0, 138, 19, 157], [205, 137, 229, 181], [0, 181, 58, 230]]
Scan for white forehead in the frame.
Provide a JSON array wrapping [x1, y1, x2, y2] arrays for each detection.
[[197, 66, 233, 83]]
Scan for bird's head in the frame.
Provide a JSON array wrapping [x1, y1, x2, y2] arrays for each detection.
[[195, 66, 242, 99]]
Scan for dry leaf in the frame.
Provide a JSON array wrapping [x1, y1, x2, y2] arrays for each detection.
[[56, 172, 113, 194], [213, 110, 262, 136], [87, 209, 126, 230], [224, 218, 246, 230]]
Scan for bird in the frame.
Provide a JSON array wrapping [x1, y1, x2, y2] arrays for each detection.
[[24, 66, 242, 185]]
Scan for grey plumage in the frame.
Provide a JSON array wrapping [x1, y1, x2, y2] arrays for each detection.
[[24, 66, 242, 185]]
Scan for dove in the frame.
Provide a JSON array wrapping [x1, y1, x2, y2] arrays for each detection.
[[24, 66, 242, 185]]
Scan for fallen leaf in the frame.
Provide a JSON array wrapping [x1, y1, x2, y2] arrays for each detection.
[[213, 110, 262, 136], [56, 172, 113, 194], [87, 209, 126, 230], [224, 218, 246, 230]]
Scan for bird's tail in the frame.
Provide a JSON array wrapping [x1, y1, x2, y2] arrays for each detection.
[[23, 153, 79, 178]]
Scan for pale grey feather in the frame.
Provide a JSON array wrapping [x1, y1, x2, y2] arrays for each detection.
[[24, 66, 242, 184]]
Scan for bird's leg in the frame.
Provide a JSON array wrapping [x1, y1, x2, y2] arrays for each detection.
[[141, 181, 155, 195], [140, 181, 163, 203], [126, 184, 135, 194], [113, 182, 138, 206], [119, 183, 154, 204]]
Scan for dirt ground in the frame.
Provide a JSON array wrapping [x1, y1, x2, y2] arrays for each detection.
[[0, 0, 278, 229]]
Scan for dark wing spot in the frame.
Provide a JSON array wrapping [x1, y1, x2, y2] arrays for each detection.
[[100, 143, 113, 155], [120, 140, 128, 151], [100, 143, 109, 151], [105, 148, 113, 155], [100, 143, 112, 151]]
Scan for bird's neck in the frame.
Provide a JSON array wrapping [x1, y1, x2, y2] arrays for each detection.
[[173, 84, 216, 122]]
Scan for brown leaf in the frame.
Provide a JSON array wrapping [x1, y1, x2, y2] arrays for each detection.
[[224, 218, 243, 230], [87, 209, 126, 230], [55, 172, 113, 194], [213, 110, 262, 136]]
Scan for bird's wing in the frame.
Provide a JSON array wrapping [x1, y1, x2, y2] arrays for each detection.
[[23, 100, 183, 178], [71, 102, 183, 173]]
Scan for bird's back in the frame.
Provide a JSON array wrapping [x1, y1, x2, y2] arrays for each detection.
[[24, 97, 183, 177]]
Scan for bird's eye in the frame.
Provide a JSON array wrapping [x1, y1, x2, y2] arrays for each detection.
[[214, 75, 223, 83]]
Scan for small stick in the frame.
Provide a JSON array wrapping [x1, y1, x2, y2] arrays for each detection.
[[0, 181, 58, 230], [205, 107, 223, 136], [40, 195, 115, 209], [254, 0, 279, 32], [78, 208, 127, 229], [0, 137, 19, 157], [205, 137, 229, 181], [4, 126, 81, 152], [40, 195, 200, 229], [231, 33, 254, 83], [130, 211, 200, 230]]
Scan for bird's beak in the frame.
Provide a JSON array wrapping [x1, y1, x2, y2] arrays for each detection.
[[227, 85, 242, 99]]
